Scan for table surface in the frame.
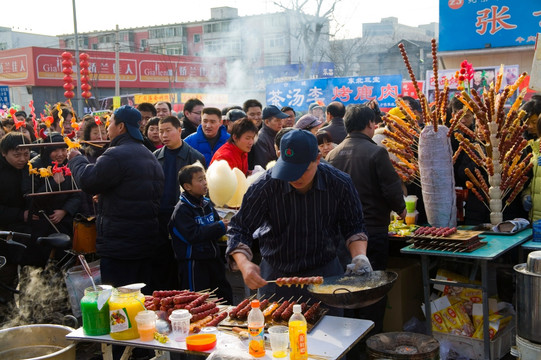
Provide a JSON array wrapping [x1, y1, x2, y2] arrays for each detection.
[[521, 238, 541, 251], [401, 228, 532, 260], [67, 315, 374, 360]]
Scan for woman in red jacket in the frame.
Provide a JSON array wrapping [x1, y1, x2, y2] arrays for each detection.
[[210, 118, 258, 175]]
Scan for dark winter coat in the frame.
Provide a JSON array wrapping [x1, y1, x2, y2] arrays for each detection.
[[68, 132, 164, 259]]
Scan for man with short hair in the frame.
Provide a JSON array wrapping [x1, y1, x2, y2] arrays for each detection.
[[280, 106, 296, 128], [137, 102, 157, 132], [309, 102, 325, 122], [226, 129, 370, 313], [321, 101, 347, 144], [181, 98, 205, 139], [68, 105, 165, 289], [243, 99, 263, 129], [154, 101, 172, 120], [327, 104, 406, 335], [152, 116, 205, 290], [184, 107, 229, 166], [251, 105, 287, 169]]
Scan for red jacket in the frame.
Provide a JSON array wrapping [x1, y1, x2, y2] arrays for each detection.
[[210, 141, 248, 175]]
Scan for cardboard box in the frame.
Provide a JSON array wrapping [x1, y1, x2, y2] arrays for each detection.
[[383, 257, 424, 332]]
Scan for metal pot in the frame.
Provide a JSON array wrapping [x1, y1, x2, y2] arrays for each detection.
[[0, 324, 76, 360], [514, 250, 541, 344], [306, 270, 398, 309]]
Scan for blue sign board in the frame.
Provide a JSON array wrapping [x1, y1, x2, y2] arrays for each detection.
[[266, 75, 402, 112], [254, 62, 334, 90], [0, 86, 9, 108], [439, 0, 541, 51]]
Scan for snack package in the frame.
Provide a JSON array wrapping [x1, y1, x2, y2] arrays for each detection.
[[433, 269, 480, 295], [459, 288, 483, 303], [432, 310, 449, 333], [471, 314, 512, 340], [471, 300, 498, 329]]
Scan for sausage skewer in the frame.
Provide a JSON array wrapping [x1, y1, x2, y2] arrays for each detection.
[[269, 276, 324, 287]]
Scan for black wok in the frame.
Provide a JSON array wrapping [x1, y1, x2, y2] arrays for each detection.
[[306, 270, 398, 309]]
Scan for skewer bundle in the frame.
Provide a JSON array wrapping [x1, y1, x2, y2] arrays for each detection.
[[450, 65, 529, 224], [391, 39, 456, 227]]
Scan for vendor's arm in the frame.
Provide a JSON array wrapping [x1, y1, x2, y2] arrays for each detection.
[[232, 252, 268, 290]]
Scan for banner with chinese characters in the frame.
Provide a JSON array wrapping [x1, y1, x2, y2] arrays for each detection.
[[439, 0, 540, 51], [266, 75, 402, 112], [425, 64, 519, 104], [254, 62, 334, 90]]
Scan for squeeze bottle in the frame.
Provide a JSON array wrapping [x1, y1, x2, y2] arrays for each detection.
[[289, 304, 308, 360], [248, 299, 265, 357]]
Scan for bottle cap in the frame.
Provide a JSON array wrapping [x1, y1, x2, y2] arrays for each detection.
[[251, 299, 260, 308], [293, 304, 301, 313]]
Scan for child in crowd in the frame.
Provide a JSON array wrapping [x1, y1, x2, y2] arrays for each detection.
[[168, 164, 233, 303]]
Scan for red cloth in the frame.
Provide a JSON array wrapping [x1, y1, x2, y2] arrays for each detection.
[[210, 142, 248, 175]]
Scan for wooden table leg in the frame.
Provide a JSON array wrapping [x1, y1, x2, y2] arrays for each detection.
[[120, 346, 134, 360], [101, 343, 113, 360]]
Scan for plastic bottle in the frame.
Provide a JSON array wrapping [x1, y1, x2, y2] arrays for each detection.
[[247, 299, 265, 357], [289, 304, 308, 360]]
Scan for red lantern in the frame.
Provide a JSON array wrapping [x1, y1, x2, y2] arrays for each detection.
[[79, 60, 89, 69], [64, 90, 75, 99], [61, 52, 73, 60], [82, 91, 92, 99], [62, 59, 73, 67], [79, 53, 89, 61], [62, 67, 73, 75], [80, 68, 89, 76], [81, 83, 91, 91], [80, 75, 89, 84], [63, 83, 74, 91], [63, 75, 73, 83]]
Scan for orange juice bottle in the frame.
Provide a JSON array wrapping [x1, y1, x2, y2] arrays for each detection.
[[289, 304, 308, 360], [108, 288, 145, 340], [248, 300, 265, 357]]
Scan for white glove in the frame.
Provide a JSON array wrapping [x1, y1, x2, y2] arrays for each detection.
[[345, 255, 373, 275]]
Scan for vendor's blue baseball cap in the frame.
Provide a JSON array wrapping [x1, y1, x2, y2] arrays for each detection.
[[272, 129, 319, 182], [114, 105, 143, 141]]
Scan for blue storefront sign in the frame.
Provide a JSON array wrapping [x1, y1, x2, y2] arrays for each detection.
[[0, 86, 10, 109], [439, 0, 541, 51], [266, 75, 402, 112]]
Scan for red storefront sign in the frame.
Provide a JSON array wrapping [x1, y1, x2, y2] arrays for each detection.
[[0, 47, 226, 89], [401, 80, 425, 99]]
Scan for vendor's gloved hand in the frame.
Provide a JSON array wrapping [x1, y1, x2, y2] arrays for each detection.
[[345, 255, 373, 275], [523, 195, 532, 212]]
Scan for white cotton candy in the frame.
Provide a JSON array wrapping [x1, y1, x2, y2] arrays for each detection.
[[418, 125, 457, 227], [226, 168, 249, 208], [207, 160, 237, 206]]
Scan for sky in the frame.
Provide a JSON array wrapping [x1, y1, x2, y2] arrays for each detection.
[[4, 0, 439, 39]]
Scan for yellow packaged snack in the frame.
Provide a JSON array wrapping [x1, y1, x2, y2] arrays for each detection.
[[459, 288, 483, 303], [432, 310, 448, 333], [471, 314, 512, 340]]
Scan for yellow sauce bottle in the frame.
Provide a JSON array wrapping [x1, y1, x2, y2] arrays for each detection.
[[108, 288, 145, 340], [289, 304, 308, 360]]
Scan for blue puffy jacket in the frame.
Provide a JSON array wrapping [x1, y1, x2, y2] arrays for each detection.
[[184, 125, 230, 167], [68, 133, 164, 259]]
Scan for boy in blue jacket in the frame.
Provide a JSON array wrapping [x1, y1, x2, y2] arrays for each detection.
[[169, 164, 233, 303]]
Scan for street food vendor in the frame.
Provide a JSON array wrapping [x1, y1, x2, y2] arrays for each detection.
[[226, 129, 372, 310]]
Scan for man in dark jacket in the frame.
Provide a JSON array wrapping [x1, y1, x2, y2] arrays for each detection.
[[321, 101, 347, 144], [251, 105, 288, 168], [327, 104, 406, 338], [68, 105, 164, 289], [181, 98, 204, 139], [152, 115, 205, 291]]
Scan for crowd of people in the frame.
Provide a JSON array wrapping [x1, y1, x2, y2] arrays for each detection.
[[1, 93, 541, 357]]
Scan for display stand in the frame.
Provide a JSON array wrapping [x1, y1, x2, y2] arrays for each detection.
[[401, 229, 532, 360]]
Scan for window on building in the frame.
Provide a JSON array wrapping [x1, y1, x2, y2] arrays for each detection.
[[193, 34, 201, 43], [0, 43, 7, 50]]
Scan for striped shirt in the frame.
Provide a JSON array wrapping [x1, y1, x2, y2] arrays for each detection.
[[226, 162, 367, 274]]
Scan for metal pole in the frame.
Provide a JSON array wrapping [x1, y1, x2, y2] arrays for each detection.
[[115, 24, 120, 97], [72, 0, 83, 116]]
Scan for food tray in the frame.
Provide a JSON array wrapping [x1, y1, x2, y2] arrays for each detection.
[[217, 305, 328, 333], [410, 230, 484, 242], [476, 223, 530, 236], [408, 240, 487, 253]]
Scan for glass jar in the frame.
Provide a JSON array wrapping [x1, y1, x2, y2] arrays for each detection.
[[81, 286, 110, 336], [108, 288, 145, 340]]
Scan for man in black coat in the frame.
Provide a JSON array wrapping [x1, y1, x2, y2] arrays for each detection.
[[68, 106, 164, 289]]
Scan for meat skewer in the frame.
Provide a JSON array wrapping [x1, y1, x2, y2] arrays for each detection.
[[269, 276, 324, 287]]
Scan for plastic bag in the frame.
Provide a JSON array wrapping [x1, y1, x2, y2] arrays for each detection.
[[64, 259, 101, 317]]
